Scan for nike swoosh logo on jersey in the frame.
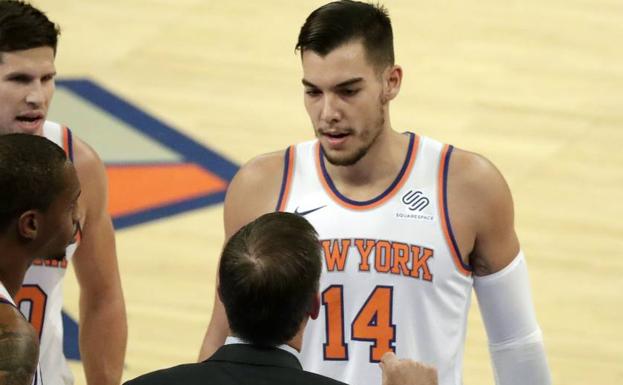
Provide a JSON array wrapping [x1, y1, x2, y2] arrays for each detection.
[[294, 205, 326, 216]]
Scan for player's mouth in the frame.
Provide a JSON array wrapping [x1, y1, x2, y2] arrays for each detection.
[[321, 131, 352, 148], [15, 112, 44, 132]]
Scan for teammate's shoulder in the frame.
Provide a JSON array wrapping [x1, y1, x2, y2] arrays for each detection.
[[44, 120, 102, 168], [71, 135, 102, 166], [0, 303, 39, 375]]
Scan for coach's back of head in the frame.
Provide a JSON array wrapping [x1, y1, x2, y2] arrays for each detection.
[[218, 212, 321, 348]]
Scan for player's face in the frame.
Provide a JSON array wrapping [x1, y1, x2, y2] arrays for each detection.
[[38, 163, 81, 260], [302, 41, 388, 166], [0, 47, 56, 136]]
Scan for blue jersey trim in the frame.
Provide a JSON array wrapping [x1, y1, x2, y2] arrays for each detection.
[[66, 127, 74, 162], [319, 132, 415, 207], [275, 147, 292, 211], [442, 146, 471, 272]]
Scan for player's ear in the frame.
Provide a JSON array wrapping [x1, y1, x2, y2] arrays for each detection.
[[18, 210, 39, 240], [381, 64, 402, 104], [309, 293, 320, 320]]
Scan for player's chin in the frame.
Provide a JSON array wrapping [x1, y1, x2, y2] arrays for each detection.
[[322, 148, 362, 167]]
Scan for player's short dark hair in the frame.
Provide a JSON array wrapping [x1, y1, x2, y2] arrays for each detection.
[[295, 0, 394, 70], [219, 212, 322, 347], [0, 0, 60, 58], [0, 134, 69, 231]]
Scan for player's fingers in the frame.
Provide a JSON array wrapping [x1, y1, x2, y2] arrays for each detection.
[[380, 351, 398, 367], [379, 351, 399, 371]]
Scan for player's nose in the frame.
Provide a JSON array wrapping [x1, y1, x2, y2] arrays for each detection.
[[320, 94, 342, 123]]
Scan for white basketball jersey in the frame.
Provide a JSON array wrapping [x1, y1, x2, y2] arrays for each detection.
[[277, 134, 474, 385], [1, 281, 44, 385], [16, 121, 76, 385]]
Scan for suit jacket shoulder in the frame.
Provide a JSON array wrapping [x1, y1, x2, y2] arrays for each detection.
[[124, 344, 347, 385]]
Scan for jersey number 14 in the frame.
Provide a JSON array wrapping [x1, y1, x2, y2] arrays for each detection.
[[322, 285, 395, 363]]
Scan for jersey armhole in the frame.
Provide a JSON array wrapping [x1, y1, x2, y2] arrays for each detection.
[[61, 125, 74, 162], [438, 144, 472, 276], [275, 146, 296, 211]]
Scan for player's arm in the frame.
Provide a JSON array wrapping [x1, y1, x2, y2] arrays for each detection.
[[448, 149, 551, 385], [0, 305, 39, 385], [72, 138, 127, 385], [198, 151, 285, 361]]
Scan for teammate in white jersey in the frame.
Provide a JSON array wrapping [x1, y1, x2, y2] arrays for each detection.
[[199, 1, 551, 384], [0, 2, 127, 385], [0, 134, 81, 385]]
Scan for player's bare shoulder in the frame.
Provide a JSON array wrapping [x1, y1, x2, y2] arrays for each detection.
[[447, 148, 511, 202], [224, 150, 287, 237], [0, 304, 39, 385], [69, 135, 108, 213], [447, 148, 518, 274], [71, 136, 106, 180]]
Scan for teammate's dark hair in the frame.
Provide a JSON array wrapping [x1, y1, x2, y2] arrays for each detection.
[[0, 0, 60, 59], [218, 212, 322, 347], [295, 0, 394, 70], [0, 134, 69, 231]]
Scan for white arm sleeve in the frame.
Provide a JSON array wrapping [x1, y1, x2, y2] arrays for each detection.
[[473, 251, 552, 385]]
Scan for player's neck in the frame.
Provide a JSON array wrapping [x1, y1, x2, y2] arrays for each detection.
[[0, 246, 30, 298], [324, 129, 410, 200]]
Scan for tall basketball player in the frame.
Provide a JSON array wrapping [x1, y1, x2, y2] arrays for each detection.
[[0, 2, 127, 385], [199, 2, 551, 385], [0, 134, 82, 385]]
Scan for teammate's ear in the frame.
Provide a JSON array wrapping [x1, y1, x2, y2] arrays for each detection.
[[309, 293, 320, 320], [18, 210, 39, 240], [381, 65, 402, 104]]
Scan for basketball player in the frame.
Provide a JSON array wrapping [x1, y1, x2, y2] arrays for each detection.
[[199, 1, 551, 385], [0, 134, 81, 385], [0, 2, 127, 385]]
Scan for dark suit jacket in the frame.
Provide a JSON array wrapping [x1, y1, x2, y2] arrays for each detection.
[[124, 344, 348, 385]]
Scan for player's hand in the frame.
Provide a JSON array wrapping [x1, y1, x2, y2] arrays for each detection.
[[379, 352, 438, 385]]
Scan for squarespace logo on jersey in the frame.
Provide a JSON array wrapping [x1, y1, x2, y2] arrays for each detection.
[[396, 190, 435, 222]]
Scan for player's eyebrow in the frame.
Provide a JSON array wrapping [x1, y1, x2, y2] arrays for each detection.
[[3, 71, 33, 80], [3, 70, 56, 81], [302, 77, 364, 89]]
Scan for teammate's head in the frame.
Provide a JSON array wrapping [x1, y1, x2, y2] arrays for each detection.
[[218, 212, 322, 347], [296, 0, 394, 71], [0, 1, 60, 135], [0, 1, 60, 56], [296, 1, 402, 166], [0, 134, 80, 260]]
